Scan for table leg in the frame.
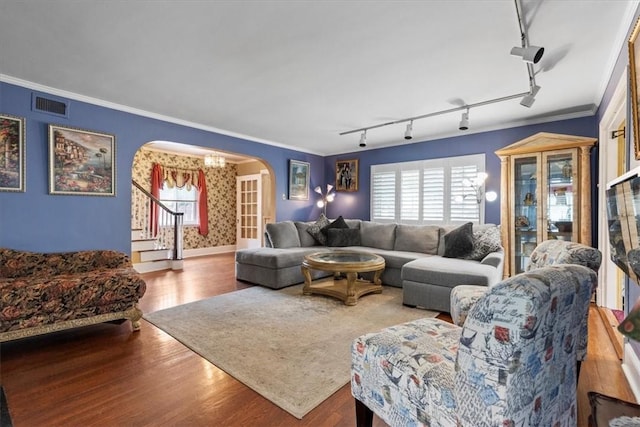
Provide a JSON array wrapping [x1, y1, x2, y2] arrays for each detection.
[[302, 265, 312, 295], [372, 268, 383, 285], [345, 272, 358, 306]]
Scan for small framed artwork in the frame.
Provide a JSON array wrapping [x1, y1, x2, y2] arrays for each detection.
[[335, 159, 358, 191], [48, 124, 116, 196], [629, 16, 640, 159], [288, 159, 310, 200], [0, 114, 26, 192]]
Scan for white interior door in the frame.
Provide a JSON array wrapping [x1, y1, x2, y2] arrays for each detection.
[[598, 71, 627, 310], [236, 174, 262, 249]]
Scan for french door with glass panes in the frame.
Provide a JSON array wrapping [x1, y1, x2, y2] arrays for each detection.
[[236, 174, 262, 249]]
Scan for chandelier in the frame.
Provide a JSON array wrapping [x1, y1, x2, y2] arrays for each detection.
[[204, 152, 226, 168]]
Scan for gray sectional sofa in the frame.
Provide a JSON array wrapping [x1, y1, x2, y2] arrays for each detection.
[[235, 217, 504, 312]]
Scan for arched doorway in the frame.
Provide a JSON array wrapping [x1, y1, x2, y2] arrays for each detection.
[[130, 140, 275, 272]]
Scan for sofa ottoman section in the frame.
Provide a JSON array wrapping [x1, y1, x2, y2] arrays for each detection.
[[235, 247, 331, 289], [401, 255, 502, 312]]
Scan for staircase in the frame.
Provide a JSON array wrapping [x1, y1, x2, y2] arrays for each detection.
[[131, 180, 184, 273]]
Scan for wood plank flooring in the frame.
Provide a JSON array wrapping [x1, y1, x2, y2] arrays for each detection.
[[0, 253, 636, 426]]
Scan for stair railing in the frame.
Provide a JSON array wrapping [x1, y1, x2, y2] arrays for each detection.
[[131, 180, 184, 261]]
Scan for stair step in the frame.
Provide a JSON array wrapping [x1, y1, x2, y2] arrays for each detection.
[[133, 260, 171, 274], [132, 239, 157, 251], [139, 249, 171, 262], [131, 229, 144, 240]]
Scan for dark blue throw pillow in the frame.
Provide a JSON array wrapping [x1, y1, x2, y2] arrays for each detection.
[[327, 228, 361, 247], [443, 222, 474, 258], [321, 215, 349, 236]]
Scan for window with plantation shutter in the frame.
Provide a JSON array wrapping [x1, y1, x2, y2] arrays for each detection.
[[450, 164, 480, 223], [371, 154, 485, 224], [371, 170, 396, 220], [423, 167, 444, 221], [401, 170, 420, 221]]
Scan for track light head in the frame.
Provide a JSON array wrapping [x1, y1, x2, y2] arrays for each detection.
[[510, 46, 544, 64], [520, 84, 541, 108], [359, 130, 367, 147], [458, 111, 469, 131], [404, 121, 413, 140]]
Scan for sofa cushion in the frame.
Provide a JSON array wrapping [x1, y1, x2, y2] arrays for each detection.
[[344, 219, 361, 229], [402, 256, 499, 288], [443, 222, 474, 258], [360, 221, 396, 250], [394, 224, 440, 254], [307, 214, 331, 245], [462, 225, 502, 261], [265, 221, 300, 248], [294, 221, 318, 247], [235, 247, 326, 269], [327, 228, 361, 247], [322, 215, 349, 236]]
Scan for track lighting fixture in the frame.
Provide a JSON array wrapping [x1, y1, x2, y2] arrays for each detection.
[[339, 0, 543, 146], [404, 121, 413, 140], [359, 130, 367, 147], [520, 84, 541, 108], [510, 46, 544, 64], [458, 110, 469, 131]]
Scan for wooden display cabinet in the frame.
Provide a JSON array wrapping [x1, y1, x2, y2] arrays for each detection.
[[495, 132, 597, 277]]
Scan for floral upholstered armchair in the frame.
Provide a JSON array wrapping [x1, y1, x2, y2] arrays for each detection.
[[351, 264, 597, 426], [0, 248, 147, 342]]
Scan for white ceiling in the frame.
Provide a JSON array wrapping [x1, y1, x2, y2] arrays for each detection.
[[0, 1, 637, 156]]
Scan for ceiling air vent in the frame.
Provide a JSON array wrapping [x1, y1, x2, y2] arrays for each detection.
[[31, 93, 69, 117]]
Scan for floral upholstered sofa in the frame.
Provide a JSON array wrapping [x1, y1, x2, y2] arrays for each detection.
[[0, 248, 147, 342]]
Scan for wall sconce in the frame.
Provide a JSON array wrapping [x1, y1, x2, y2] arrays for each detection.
[[457, 172, 497, 204], [314, 184, 335, 215]]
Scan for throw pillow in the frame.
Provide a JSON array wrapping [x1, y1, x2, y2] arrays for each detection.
[[327, 228, 361, 247], [443, 222, 474, 258], [462, 225, 502, 261], [321, 215, 349, 236], [306, 213, 331, 245]]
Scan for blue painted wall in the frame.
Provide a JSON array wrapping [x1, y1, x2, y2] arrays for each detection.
[[0, 81, 325, 254], [323, 116, 597, 225], [0, 80, 598, 256]]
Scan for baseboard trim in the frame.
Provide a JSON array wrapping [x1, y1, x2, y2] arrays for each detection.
[[183, 245, 236, 258], [622, 342, 640, 402]]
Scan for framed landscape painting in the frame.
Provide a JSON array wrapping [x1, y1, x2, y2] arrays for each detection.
[[0, 113, 26, 192], [335, 159, 358, 191], [289, 159, 310, 200], [48, 124, 116, 196], [629, 16, 640, 159]]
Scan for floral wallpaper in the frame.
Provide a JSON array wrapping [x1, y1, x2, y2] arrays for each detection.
[[132, 148, 237, 249]]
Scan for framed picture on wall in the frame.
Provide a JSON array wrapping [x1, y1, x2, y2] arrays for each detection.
[[0, 113, 26, 192], [629, 16, 640, 159], [335, 159, 358, 191], [48, 124, 116, 196], [288, 159, 310, 200]]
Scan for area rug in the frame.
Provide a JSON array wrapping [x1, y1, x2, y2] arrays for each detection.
[[144, 285, 437, 419]]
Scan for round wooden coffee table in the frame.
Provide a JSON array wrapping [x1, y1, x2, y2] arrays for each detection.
[[301, 251, 385, 306]]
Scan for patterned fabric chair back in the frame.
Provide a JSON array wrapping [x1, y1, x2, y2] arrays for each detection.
[[454, 264, 597, 426], [526, 239, 602, 272]]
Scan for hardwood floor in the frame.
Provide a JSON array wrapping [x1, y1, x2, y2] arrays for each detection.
[[1, 253, 636, 426]]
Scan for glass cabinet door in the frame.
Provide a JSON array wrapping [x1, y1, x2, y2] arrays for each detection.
[[513, 155, 539, 274], [543, 150, 576, 243]]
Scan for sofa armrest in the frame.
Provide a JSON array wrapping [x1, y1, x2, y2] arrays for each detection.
[[480, 250, 504, 269], [0, 248, 132, 278]]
